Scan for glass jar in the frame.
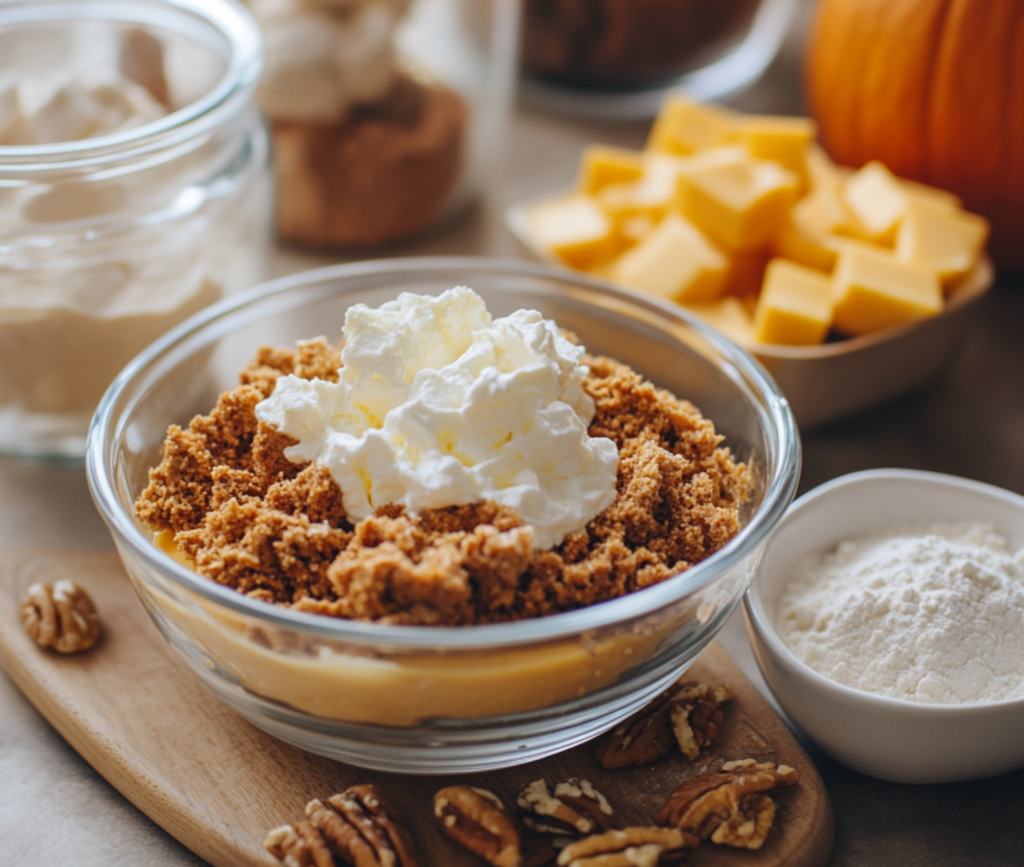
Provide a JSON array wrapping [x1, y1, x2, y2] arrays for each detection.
[[246, 0, 519, 249], [0, 0, 272, 463], [520, 0, 797, 120]]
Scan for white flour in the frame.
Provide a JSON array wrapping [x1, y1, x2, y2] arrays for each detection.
[[777, 523, 1024, 704]]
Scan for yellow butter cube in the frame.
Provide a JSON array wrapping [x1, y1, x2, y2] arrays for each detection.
[[596, 153, 690, 223], [738, 115, 817, 178], [677, 156, 799, 252], [647, 95, 737, 155], [774, 219, 842, 272], [753, 259, 834, 346], [524, 194, 619, 270], [774, 183, 856, 271], [896, 198, 989, 283], [620, 213, 658, 244], [841, 161, 908, 244], [611, 213, 727, 304], [900, 177, 962, 211], [597, 149, 745, 224], [684, 295, 754, 346], [831, 244, 943, 336], [578, 144, 645, 195], [805, 143, 851, 191], [791, 183, 853, 237]]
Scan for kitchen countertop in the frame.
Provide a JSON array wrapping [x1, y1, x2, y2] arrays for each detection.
[[3, 3, 1024, 864]]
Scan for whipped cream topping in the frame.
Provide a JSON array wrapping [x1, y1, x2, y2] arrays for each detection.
[[0, 73, 166, 146], [255, 287, 619, 549], [251, 0, 409, 122]]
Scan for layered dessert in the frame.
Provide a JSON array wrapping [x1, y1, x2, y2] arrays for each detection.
[[248, 0, 466, 248], [136, 287, 753, 628]]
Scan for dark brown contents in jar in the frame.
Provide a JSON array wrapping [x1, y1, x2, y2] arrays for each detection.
[[273, 75, 465, 249], [522, 0, 762, 88]]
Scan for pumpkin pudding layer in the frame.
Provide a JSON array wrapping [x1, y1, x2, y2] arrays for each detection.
[[135, 339, 752, 626]]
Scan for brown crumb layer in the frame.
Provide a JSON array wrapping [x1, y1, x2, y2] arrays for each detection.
[[135, 340, 753, 625]]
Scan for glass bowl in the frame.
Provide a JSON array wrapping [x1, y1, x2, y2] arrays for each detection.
[[86, 257, 800, 773]]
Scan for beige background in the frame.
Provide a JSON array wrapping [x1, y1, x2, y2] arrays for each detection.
[[4, 2, 1024, 864]]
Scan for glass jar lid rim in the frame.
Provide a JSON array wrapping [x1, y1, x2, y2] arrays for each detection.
[[0, 0, 262, 163]]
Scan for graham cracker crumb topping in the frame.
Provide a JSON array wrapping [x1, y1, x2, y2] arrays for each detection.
[[135, 338, 753, 625]]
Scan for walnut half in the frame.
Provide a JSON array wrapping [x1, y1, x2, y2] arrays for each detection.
[[655, 759, 800, 850], [19, 581, 101, 653]]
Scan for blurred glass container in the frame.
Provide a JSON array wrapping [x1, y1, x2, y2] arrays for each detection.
[[0, 0, 272, 464], [246, 0, 519, 250], [520, 0, 797, 120]]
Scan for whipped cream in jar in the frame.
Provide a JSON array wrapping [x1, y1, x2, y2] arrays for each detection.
[[0, 0, 272, 462], [245, 0, 519, 249]]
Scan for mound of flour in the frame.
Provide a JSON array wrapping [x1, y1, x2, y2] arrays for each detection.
[[777, 523, 1024, 704]]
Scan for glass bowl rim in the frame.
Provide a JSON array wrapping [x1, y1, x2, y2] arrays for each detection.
[[0, 0, 262, 164], [86, 255, 801, 651]]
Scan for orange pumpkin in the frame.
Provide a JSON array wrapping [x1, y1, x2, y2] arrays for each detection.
[[805, 0, 1024, 270]]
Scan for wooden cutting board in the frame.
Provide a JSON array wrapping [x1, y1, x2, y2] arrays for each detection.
[[0, 549, 833, 867]]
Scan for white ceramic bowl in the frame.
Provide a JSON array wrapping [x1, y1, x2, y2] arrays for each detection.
[[744, 468, 1024, 784]]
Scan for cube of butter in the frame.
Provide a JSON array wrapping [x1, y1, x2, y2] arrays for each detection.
[[832, 244, 943, 336], [524, 194, 618, 270], [841, 161, 908, 244], [791, 182, 852, 238], [774, 218, 842, 272], [774, 183, 853, 271], [597, 153, 691, 223], [900, 177, 962, 211], [753, 259, 834, 345], [677, 155, 799, 252], [620, 213, 658, 244], [611, 213, 727, 304], [685, 295, 754, 347], [647, 95, 737, 155], [896, 198, 989, 283], [578, 144, 645, 195], [805, 143, 852, 191], [738, 115, 817, 178]]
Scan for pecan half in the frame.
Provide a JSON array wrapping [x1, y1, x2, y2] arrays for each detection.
[[594, 691, 676, 769], [264, 821, 335, 867], [668, 683, 731, 760], [595, 680, 731, 769], [517, 778, 616, 842], [655, 760, 800, 850], [307, 785, 419, 867], [265, 785, 419, 867], [556, 827, 698, 867], [20, 581, 101, 653], [435, 785, 521, 867]]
